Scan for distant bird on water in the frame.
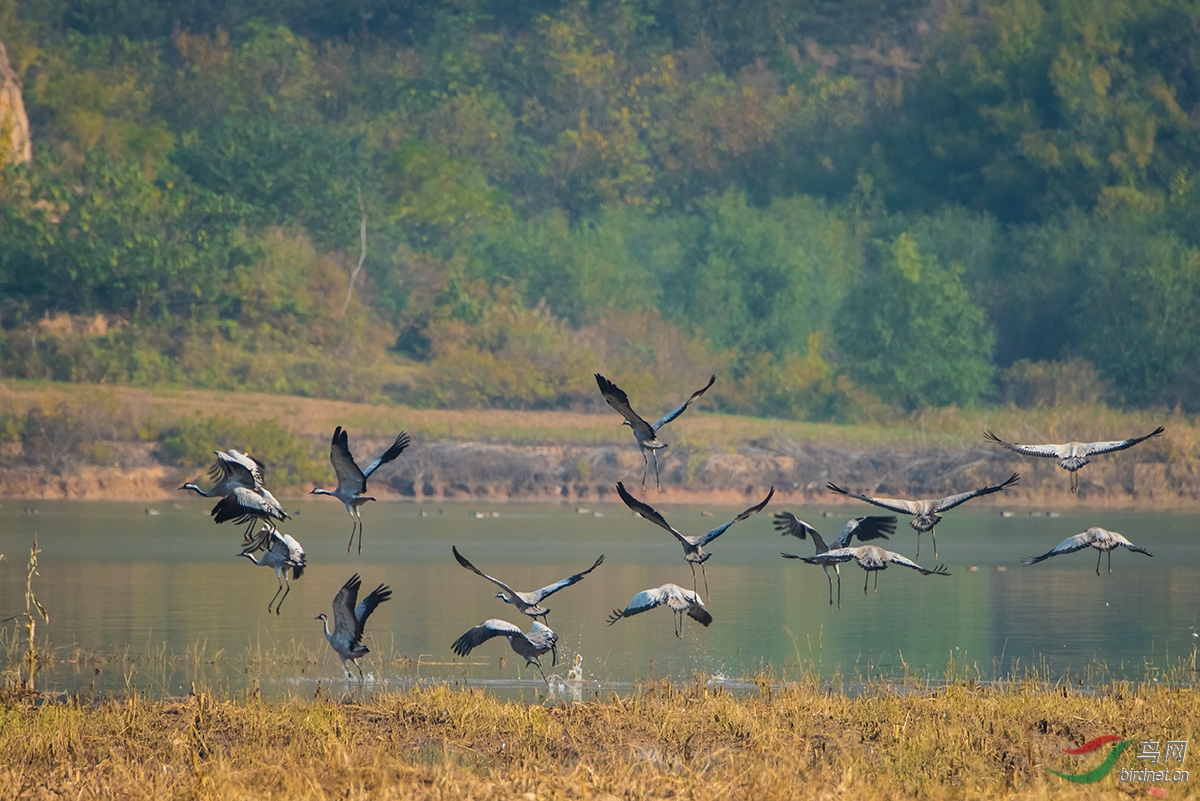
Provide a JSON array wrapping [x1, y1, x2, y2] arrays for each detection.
[[239, 525, 306, 615], [607, 583, 712, 638], [773, 512, 896, 608], [311, 426, 411, 553], [451, 619, 558, 683], [595, 372, 715, 491], [617, 481, 774, 600], [826, 473, 1019, 559], [316, 573, 392, 680], [181, 450, 289, 540], [1024, 527, 1152, 575], [452, 546, 604, 621], [782, 545, 950, 596], [984, 427, 1164, 493]]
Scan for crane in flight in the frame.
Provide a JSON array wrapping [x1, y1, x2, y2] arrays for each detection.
[[451, 619, 558, 684], [315, 573, 392, 681], [985, 427, 1164, 493], [1024, 527, 1152, 575], [607, 583, 712, 638], [617, 481, 774, 600], [595, 373, 715, 491], [181, 450, 289, 540], [773, 513, 896, 608], [239, 525, 306, 615], [826, 472, 1019, 559], [311, 426, 411, 553], [782, 545, 950, 596], [452, 546, 604, 621]]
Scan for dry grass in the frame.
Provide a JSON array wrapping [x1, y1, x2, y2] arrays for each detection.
[[2, 671, 1199, 799]]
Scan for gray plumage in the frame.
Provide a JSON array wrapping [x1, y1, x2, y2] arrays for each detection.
[[315, 573, 392, 680], [595, 373, 715, 491], [826, 472, 1019, 559], [607, 583, 712, 638], [782, 545, 950, 596], [181, 450, 289, 540], [451, 619, 558, 683], [1024, 527, 1152, 575], [985, 427, 1164, 493], [617, 481, 774, 600], [773, 512, 896, 608], [452, 546, 604, 621], [239, 525, 306, 615], [311, 426, 411, 553]]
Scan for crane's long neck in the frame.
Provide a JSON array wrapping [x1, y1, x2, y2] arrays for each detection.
[[317, 615, 333, 639], [240, 553, 262, 567], [181, 483, 210, 497], [310, 488, 336, 497]]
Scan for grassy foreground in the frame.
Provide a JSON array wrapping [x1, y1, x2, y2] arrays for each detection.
[[2, 677, 1199, 799]]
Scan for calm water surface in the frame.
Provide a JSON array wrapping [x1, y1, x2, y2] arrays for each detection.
[[0, 498, 1196, 697]]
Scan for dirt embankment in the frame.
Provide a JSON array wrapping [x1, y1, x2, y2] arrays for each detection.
[[1, 437, 1194, 509]]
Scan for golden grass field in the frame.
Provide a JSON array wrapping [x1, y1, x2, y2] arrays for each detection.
[[2, 673, 1199, 799]]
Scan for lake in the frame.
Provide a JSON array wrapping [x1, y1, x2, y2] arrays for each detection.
[[0, 498, 1196, 698]]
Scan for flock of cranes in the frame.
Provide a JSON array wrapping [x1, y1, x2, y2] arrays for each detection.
[[178, 373, 1166, 683]]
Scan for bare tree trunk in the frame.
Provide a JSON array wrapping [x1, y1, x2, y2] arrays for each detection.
[[341, 186, 367, 316]]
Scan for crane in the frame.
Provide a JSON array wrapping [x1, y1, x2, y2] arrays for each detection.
[[452, 546, 604, 621], [181, 450, 289, 540], [1024, 527, 1152, 574], [617, 481, 773, 600], [595, 373, 715, 491], [239, 525, 306, 615], [315, 573, 393, 680], [782, 545, 950, 595], [773, 513, 896, 608], [985, 427, 1164, 493], [826, 472, 1019, 559], [451, 619, 558, 684], [311, 426, 411, 553], [607, 583, 712, 638]]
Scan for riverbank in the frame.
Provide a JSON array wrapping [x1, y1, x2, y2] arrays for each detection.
[[1, 676, 1197, 799], [0, 379, 1193, 508]]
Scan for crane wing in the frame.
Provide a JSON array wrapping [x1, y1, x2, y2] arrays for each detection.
[[595, 374, 655, 438], [695, 487, 774, 547], [451, 619, 522, 657], [826, 483, 922, 515], [773, 511, 818, 541], [1024, 532, 1096, 565], [354, 583, 392, 630], [452, 545, 518, 597], [606, 586, 671, 622], [329, 426, 367, 494], [931, 472, 1020, 512], [361, 431, 411, 478], [983, 431, 1067, 458], [616, 482, 688, 545], [330, 574, 362, 645], [652, 374, 716, 431], [884, 550, 950, 575], [1083, 426, 1165, 455], [831, 516, 896, 548], [528, 554, 605, 601]]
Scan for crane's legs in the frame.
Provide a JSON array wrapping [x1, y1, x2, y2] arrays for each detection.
[[1071, 471, 1079, 494], [274, 575, 292, 615], [931, 527, 938, 560], [824, 568, 834, 608], [652, 450, 662, 492], [873, 571, 879, 593], [267, 576, 285, 614], [673, 611, 683, 638], [1096, 549, 1102, 576], [701, 563, 710, 601], [864, 571, 870, 594], [1108, 550, 1113, 575], [346, 513, 363, 554]]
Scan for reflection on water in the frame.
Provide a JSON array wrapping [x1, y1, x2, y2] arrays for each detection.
[[0, 499, 1196, 697]]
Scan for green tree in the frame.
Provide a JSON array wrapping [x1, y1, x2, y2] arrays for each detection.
[[835, 231, 994, 409]]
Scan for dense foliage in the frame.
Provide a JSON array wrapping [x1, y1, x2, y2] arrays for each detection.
[[1, 0, 1198, 416]]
